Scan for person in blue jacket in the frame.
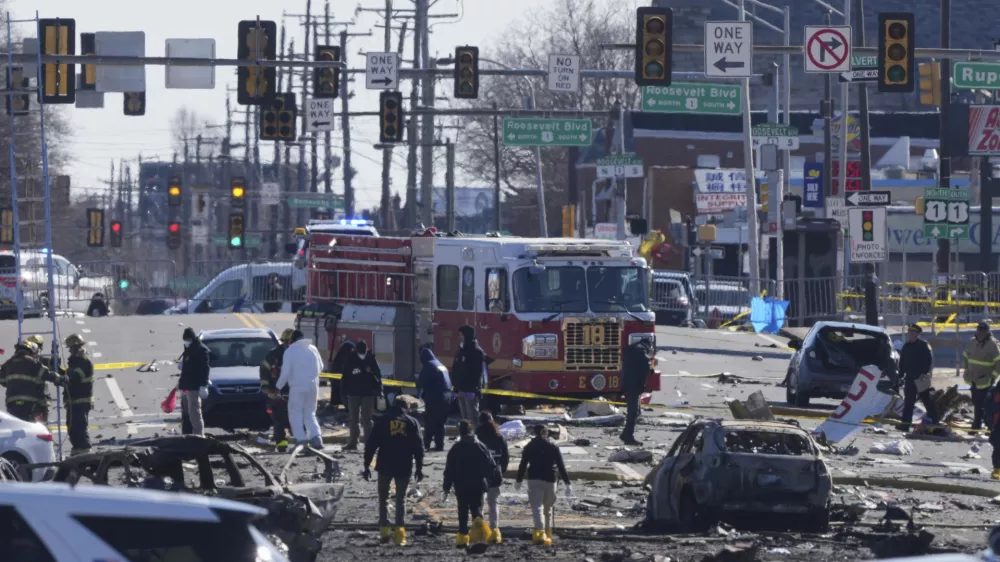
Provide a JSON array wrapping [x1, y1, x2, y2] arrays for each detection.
[[415, 346, 451, 451]]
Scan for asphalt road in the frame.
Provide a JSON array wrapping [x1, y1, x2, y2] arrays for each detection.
[[0, 315, 997, 558]]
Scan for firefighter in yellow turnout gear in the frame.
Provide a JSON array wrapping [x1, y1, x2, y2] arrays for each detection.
[[963, 322, 1000, 431], [62, 334, 94, 455], [0, 341, 64, 422]]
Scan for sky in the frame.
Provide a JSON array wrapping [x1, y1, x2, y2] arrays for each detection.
[[17, 0, 548, 209]]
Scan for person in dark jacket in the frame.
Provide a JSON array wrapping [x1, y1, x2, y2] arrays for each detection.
[[621, 338, 653, 445], [341, 340, 383, 450], [516, 424, 571, 546], [897, 324, 938, 431], [476, 411, 509, 544], [452, 326, 494, 428], [62, 334, 94, 455], [416, 346, 451, 451], [260, 329, 294, 450], [443, 419, 498, 548], [329, 339, 356, 408], [178, 327, 211, 436], [0, 342, 63, 422], [363, 396, 424, 546]]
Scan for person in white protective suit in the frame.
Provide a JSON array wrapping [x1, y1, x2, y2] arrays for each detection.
[[275, 329, 325, 448]]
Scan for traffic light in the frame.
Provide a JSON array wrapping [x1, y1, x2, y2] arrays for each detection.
[[38, 18, 75, 104], [228, 213, 245, 249], [80, 32, 96, 91], [561, 204, 576, 238], [0, 207, 12, 245], [110, 220, 122, 248], [124, 92, 145, 116], [86, 208, 104, 247], [231, 177, 246, 208], [453, 46, 479, 99], [237, 20, 278, 105], [167, 176, 182, 207], [379, 91, 404, 143], [167, 222, 182, 249], [259, 92, 297, 142], [634, 7, 673, 87], [919, 61, 941, 106], [313, 45, 340, 99], [5, 66, 29, 116], [877, 12, 915, 93], [861, 210, 874, 242]]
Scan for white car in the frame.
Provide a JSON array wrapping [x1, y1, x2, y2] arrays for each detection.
[[0, 410, 55, 482], [0, 482, 290, 561], [0, 250, 114, 316]]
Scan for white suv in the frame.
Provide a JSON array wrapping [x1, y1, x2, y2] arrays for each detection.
[[0, 482, 290, 561]]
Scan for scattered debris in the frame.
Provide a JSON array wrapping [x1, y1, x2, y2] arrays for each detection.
[[609, 449, 654, 463], [574, 397, 620, 418], [700, 542, 759, 562], [726, 390, 775, 421], [915, 503, 945, 513], [869, 440, 914, 456], [869, 530, 936, 559], [751, 355, 763, 361]]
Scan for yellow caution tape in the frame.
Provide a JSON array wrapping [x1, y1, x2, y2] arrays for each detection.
[[94, 362, 149, 371]]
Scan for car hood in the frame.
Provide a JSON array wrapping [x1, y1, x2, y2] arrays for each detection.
[[209, 366, 261, 385]]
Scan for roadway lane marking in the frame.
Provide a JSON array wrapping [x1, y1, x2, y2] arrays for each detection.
[[235, 313, 256, 329], [75, 320, 84, 325], [237, 313, 267, 329], [104, 377, 137, 436], [82, 329, 91, 334], [756, 333, 789, 348], [92, 352, 103, 358]]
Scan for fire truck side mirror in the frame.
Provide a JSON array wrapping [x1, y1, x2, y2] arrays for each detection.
[[285, 242, 298, 254]]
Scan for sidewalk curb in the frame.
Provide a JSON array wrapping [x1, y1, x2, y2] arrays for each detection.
[[833, 475, 1000, 498]]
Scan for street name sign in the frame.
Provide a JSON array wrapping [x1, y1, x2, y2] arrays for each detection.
[[704, 22, 753, 78], [547, 54, 581, 93], [642, 83, 741, 115], [751, 123, 800, 150], [804, 26, 851, 73], [848, 207, 887, 263], [502, 118, 592, 147], [365, 52, 398, 89], [953, 61, 1000, 89], [305, 98, 335, 132], [845, 190, 891, 207], [923, 187, 970, 239], [286, 194, 345, 210], [597, 154, 643, 179], [839, 54, 878, 83]]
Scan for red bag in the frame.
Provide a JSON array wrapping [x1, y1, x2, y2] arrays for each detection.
[[161, 387, 178, 414]]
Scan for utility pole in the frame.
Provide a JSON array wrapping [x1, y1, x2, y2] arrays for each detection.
[[937, 0, 953, 278], [298, 1, 312, 228], [856, 0, 878, 327], [446, 138, 455, 232], [310, 21, 320, 199], [380, 0, 394, 229], [405, 9, 421, 230], [738, 0, 760, 295], [339, 30, 354, 219], [273, 21, 286, 256], [837, 1, 851, 221], [323, 2, 332, 197], [284, 40, 295, 240], [417, 0, 434, 228], [492, 102, 501, 232], [822, 11, 834, 204]]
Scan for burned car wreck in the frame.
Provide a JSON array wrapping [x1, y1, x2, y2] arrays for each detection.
[[645, 419, 832, 532], [46, 435, 343, 562]]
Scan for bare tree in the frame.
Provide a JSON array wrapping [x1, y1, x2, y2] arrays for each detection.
[[453, 0, 637, 235], [169, 106, 215, 158]]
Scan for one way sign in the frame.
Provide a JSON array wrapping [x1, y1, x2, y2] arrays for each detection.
[[366, 52, 399, 90], [704, 21, 752, 78], [846, 190, 891, 207]]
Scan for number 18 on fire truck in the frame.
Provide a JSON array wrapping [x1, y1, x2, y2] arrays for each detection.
[[294, 230, 660, 401]]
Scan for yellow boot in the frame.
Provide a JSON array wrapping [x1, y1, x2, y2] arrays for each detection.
[[992, 468, 1000, 481], [544, 527, 553, 546], [487, 527, 502, 544], [531, 530, 546, 545], [379, 526, 391, 543], [469, 516, 491, 544], [455, 533, 470, 548], [392, 527, 407, 546]]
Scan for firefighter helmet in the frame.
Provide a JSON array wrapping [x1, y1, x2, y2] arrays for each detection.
[[26, 334, 43, 347], [65, 333, 86, 348], [280, 329, 295, 343]]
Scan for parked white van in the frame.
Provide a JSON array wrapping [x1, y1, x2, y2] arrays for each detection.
[[166, 262, 307, 314], [0, 250, 113, 317]]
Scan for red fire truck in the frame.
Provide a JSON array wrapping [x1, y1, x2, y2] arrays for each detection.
[[295, 230, 660, 400]]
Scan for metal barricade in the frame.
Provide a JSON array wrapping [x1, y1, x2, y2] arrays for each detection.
[[690, 275, 770, 328], [69, 259, 180, 316]]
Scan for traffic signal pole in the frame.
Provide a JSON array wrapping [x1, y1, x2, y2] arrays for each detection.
[[856, 0, 878, 327], [938, 0, 953, 280], [738, 0, 760, 296]]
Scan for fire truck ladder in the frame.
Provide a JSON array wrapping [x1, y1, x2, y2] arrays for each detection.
[[5, 12, 64, 458]]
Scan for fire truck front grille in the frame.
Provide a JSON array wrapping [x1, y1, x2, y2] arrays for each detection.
[[563, 320, 621, 371]]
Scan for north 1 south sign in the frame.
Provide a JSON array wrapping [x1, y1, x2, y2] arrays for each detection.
[[501, 118, 592, 147]]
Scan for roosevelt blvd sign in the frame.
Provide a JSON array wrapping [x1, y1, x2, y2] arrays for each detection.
[[597, 154, 643, 179], [641, 83, 742, 115], [751, 123, 800, 150], [502, 118, 592, 147]]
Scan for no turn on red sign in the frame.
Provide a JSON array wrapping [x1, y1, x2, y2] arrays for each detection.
[[804, 25, 852, 73]]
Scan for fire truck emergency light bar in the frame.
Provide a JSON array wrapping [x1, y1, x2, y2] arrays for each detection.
[[523, 243, 632, 257]]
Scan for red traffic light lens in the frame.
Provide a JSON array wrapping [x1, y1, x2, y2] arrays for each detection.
[[111, 223, 121, 233], [644, 17, 665, 35], [887, 22, 906, 40], [169, 223, 180, 233]]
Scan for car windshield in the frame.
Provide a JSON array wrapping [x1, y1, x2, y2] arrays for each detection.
[[512, 266, 587, 313], [203, 338, 275, 368], [587, 266, 649, 312]]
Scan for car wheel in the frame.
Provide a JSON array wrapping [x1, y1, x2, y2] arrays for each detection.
[[786, 371, 811, 407], [805, 507, 830, 533], [678, 488, 714, 532], [1, 452, 29, 481]]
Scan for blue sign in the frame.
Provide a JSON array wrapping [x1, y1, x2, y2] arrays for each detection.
[[803, 162, 824, 209]]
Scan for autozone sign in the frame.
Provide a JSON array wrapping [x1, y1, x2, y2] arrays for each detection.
[[696, 192, 747, 214], [969, 105, 1000, 155]]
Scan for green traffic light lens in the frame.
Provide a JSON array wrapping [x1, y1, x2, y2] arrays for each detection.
[[887, 43, 906, 62], [231, 237, 242, 246], [644, 61, 664, 78], [886, 65, 906, 83], [119, 280, 129, 290]]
